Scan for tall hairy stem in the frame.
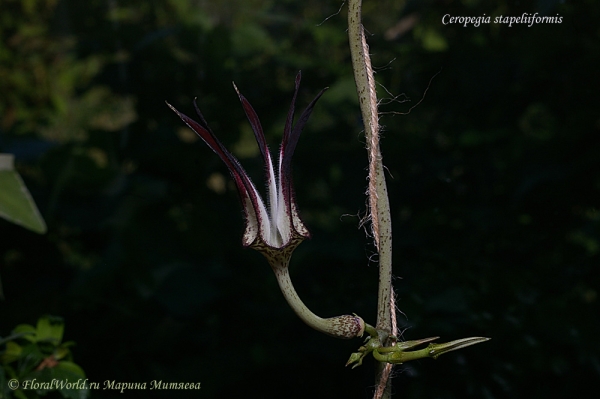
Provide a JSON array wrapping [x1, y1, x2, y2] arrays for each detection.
[[347, 1, 395, 398]]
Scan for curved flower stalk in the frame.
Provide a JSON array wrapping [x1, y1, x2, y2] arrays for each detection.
[[167, 72, 365, 339]]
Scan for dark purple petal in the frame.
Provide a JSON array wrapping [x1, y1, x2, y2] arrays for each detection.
[[278, 81, 327, 239], [233, 84, 271, 166], [233, 84, 280, 228], [282, 71, 302, 148], [166, 100, 267, 246], [281, 86, 327, 176]]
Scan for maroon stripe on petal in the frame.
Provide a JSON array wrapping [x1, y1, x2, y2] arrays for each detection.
[[233, 84, 279, 224], [279, 87, 327, 192], [281, 86, 327, 176], [167, 101, 243, 186], [282, 71, 302, 148], [166, 101, 266, 243], [279, 76, 326, 239], [233, 84, 271, 166]]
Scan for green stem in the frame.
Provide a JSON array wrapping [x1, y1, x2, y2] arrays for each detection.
[[347, 0, 394, 397], [270, 262, 365, 339], [374, 337, 491, 364]]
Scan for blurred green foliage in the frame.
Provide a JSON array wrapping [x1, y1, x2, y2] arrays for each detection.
[[0, 154, 46, 234], [0, 0, 598, 398], [1, 315, 87, 399]]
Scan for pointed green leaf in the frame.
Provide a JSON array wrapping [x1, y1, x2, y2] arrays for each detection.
[[428, 336, 491, 359], [0, 154, 47, 234]]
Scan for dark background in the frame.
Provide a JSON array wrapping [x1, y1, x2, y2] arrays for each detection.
[[1, 0, 599, 398]]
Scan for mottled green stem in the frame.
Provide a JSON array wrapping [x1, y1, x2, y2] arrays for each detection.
[[347, 0, 393, 336], [348, 0, 394, 397], [269, 259, 365, 339], [373, 337, 491, 363]]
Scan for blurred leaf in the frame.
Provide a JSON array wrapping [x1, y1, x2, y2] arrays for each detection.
[[55, 361, 86, 378], [231, 23, 276, 56], [0, 154, 46, 234], [17, 343, 44, 373], [13, 387, 29, 399], [40, 87, 137, 142], [568, 230, 599, 256], [0, 341, 23, 364], [35, 315, 64, 345], [415, 26, 448, 52], [11, 325, 36, 342]]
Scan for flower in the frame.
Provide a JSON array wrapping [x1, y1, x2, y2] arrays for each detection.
[[166, 72, 325, 261], [167, 73, 365, 339]]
